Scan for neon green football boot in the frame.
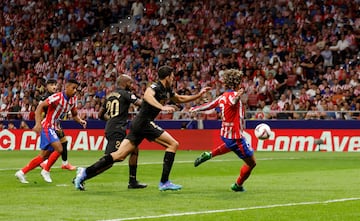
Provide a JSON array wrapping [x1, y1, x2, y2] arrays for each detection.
[[231, 183, 245, 192], [194, 152, 212, 167]]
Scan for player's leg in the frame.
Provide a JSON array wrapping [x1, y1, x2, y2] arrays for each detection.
[[56, 129, 76, 170], [104, 134, 120, 155], [153, 131, 182, 191], [128, 147, 147, 189], [41, 140, 63, 183], [15, 149, 51, 183], [73, 138, 135, 190], [194, 143, 231, 167], [104, 132, 146, 188], [16, 128, 59, 183], [230, 138, 256, 192]]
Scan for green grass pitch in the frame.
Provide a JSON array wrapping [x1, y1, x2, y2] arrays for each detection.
[[1, 150, 359, 221]]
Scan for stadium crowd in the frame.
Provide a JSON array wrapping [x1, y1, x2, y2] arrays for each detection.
[[0, 0, 360, 124]]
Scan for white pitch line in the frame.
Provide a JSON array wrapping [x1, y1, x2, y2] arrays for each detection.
[[98, 197, 360, 221], [0, 157, 300, 171]]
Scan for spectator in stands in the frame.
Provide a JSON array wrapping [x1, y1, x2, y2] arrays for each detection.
[[305, 104, 322, 120], [19, 120, 30, 129], [131, 0, 144, 22], [8, 98, 22, 120], [1, 0, 360, 121], [8, 120, 17, 129], [28, 105, 36, 121]]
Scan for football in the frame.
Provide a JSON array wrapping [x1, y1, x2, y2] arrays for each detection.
[[254, 123, 271, 140]]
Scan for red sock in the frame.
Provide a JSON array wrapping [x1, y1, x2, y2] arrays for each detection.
[[236, 164, 252, 186], [211, 143, 231, 157], [22, 156, 44, 174], [43, 151, 61, 172]]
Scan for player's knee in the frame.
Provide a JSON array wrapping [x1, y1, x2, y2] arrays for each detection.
[[167, 140, 179, 152], [249, 162, 256, 169], [111, 151, 127, 162], [174, 140, 179, 149], [56, 149, 63, 154]]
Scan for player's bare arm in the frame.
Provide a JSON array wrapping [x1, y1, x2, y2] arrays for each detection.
[[144, 87, 175, 112], [172, 86, 211, 103], [71, 109, 87, 128], [33, 101, 49, 133]]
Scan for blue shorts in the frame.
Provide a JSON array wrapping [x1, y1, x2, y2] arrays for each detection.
[[40, 128, 59, 152], [221, 137, 254, 159]]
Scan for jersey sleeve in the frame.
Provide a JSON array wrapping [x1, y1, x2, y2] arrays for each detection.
[[192, 96, 221, 111], [46, 93, 61, 106], [71, 96, 78, 112], [126, 91, 139, 104]]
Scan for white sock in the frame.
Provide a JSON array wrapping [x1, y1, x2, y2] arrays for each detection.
[[62, 161, 68, 165]]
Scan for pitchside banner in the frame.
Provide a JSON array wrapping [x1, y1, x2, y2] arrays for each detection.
[[0, 129, 359, 152]]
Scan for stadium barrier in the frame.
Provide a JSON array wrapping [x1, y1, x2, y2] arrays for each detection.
[[0, 120, 359, 152]]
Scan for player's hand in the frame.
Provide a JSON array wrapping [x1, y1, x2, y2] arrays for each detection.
[[32, 124, 42, 134], [161, 105, 175, 113], [199, 87, 211, 95], [80, 120, 87, 128]]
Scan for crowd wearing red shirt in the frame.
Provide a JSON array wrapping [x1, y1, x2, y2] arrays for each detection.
[[0, 0, 359, 122]]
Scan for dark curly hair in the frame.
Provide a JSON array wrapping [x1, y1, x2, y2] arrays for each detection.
[[222, 69, 243, 90]]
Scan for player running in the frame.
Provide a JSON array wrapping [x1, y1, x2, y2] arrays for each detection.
[[98, 74, 147, 189], [15, 79, 86, 184], [190, 69, 257, 192], [39, 79, 77, 182]]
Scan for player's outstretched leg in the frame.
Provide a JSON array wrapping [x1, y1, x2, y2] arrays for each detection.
[[194, 152, 212, 167], [231, 183, 245, 192], [15, 170, 29, 184], [158, 181, 182, 191], [73, 167, 86, 191]]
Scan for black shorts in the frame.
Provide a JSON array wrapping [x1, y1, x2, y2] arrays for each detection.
[[126, 120, 164, 146], [55, 129, 65, 139], [104, 130, 126, 154]]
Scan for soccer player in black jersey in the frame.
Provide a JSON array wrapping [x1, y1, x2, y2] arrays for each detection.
[[74, 66, 210, 191], [38, 79, 76, 183], [98, 74, 147, 189]]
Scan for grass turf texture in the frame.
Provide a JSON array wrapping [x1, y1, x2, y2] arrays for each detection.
[[0, 151, 359, 221]]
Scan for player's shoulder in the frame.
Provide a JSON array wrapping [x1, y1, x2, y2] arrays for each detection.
[[106, 91, 121, 99], [150, 81, 161, 89]]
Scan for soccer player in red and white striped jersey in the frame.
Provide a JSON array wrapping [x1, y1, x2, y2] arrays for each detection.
[[190, 69, 256, 192], [15, 79, 87, 184]]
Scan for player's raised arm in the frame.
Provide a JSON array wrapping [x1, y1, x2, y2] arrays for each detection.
[[172, 86, 211, 103]]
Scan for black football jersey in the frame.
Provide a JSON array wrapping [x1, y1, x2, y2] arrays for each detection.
[[136, 81, 175, 120], [103, 89, 139, 133], [40, 92, 52, 116]]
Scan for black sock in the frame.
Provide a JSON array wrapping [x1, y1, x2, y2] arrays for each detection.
[[160, 151, 175, 183], [61, 142, 68, 162], [129, 165, 137, 184], [85, 154, 114, 180]]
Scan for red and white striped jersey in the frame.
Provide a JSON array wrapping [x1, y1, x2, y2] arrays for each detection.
[[192, 90, 245, 139], [42, 92, 77, 129]]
